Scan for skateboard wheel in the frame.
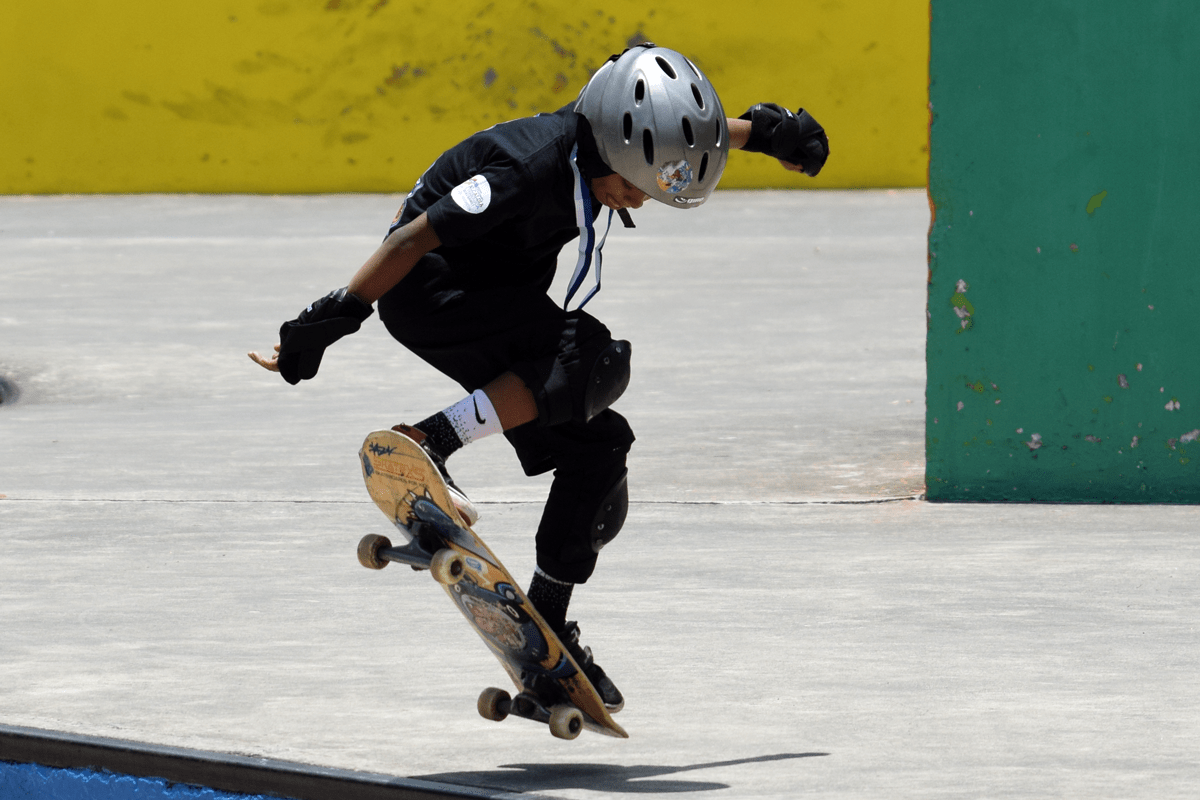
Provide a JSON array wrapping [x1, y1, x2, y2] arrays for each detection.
[[548, 705, 584, 740], [357, 534, 392, 570], [429, 548, 465, 585], [477, 687, 511, 722]]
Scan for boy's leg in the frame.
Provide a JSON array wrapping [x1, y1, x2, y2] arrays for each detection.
[[376, 262, 632, 707], [507, 417, 632, 585], [414, 389, 504, 456], [411, 371, 538, 458], [482, 372, 539, 429], [378, 272, 635, 568], [526, 566, 574, 631], [395, 376, 537, 526], [505, 412, 632, 712]]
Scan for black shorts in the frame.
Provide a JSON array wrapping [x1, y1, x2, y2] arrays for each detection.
[[378, 253, 635, 583], [377, 252, 635, 478]]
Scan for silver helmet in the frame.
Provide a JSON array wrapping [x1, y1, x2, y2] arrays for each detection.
[[575, 44, 729, 209]]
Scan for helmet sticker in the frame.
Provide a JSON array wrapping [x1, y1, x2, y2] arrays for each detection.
[[451, 174, 492, 214], [656, 160, 693, 194]]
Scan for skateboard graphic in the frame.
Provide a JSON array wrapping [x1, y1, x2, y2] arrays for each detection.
[[356, 428, 628, 740]]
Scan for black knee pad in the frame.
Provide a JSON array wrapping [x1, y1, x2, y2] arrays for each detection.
[[583, 339, 632, 423], [590, 468, 629, 553]]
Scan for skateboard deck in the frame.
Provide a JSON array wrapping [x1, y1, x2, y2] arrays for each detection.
[[356, 428, 628, 740]]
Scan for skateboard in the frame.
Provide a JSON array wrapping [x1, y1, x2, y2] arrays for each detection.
[[355, 428, 628, 740]]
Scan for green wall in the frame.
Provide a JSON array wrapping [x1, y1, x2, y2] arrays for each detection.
[[927, 1, 1200, 502]]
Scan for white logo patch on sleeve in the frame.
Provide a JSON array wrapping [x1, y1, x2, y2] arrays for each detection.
[[450, 174, 492, 214]]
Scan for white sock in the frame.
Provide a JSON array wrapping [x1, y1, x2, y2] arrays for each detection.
[[442, 389, 504, 445]]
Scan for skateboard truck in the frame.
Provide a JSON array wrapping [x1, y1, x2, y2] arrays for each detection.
[[477, 687, 586, 740], [358, 496, 488, 578], [357, 531, 434, 571]]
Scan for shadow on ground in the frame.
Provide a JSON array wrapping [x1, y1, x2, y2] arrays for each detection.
[[414, 752, 829, 794]]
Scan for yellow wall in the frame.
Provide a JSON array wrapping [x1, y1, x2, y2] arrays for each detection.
[[1, 0, 928, 193]]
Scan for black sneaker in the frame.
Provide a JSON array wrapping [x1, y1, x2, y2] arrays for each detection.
[[391, 424, 480, 527], [558, 621, 624, 712]]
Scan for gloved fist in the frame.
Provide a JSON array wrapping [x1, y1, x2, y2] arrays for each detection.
[[276, 287, 374, 384], [738, 103, 829, 177]]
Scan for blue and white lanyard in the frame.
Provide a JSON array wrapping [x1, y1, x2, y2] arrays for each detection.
[[563, 143, 615, 311]]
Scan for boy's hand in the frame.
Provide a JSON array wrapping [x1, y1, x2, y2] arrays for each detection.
[[252, 287, 374, 384], [738, 103, 829, 177], [248, 345, 281, 372]]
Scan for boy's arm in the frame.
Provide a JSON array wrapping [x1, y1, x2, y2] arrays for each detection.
[[727, 117, 805, 174], [347, 211, 441, 304], [728, 117, 753, 151], [248, 213, 441, 380]]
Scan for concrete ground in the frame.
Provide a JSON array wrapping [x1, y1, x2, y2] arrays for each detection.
[[2, 191, 1197, 799]]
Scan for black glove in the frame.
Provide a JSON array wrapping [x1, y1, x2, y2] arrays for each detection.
[[738, 103, 829, 177], [277, 287, 374, 385]]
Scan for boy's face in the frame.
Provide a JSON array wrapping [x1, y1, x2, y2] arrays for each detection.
[[590, 172, 649, 211]]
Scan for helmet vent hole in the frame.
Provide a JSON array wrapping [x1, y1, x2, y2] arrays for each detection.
[[634, 79, 645, 104], [655, 56, 677, 80], [642, 130, 655, 165], [682, 117, 695, 146], [698, 152, 710, 183], [623, 112, 633, 141], [691, 84, 705, 110]]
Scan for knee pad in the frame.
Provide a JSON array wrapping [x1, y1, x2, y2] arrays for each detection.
[[583, 339, 632, 422], [590, 468, 629, 553]]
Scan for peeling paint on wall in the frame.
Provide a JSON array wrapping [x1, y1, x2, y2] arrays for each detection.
[[928, 0, 1200, 503], [950, 279, 974, 333], [1, 0, 930, 191]]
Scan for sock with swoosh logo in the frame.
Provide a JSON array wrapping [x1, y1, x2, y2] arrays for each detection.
[[414, 389, 503, 459]]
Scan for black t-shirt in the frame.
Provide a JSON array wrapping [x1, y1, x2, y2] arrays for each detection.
[[389, 104, 612, 295]]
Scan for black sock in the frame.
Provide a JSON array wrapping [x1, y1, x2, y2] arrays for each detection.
[[527, 568, 574, 631], [414, 411, 464, 459]]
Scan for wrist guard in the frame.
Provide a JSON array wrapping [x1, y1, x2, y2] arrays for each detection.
[[739, 103, 829, 177], [277, 287, 374, 385]]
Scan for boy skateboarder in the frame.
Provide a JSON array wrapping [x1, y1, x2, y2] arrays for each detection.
[[250, 43, 828, 711]]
